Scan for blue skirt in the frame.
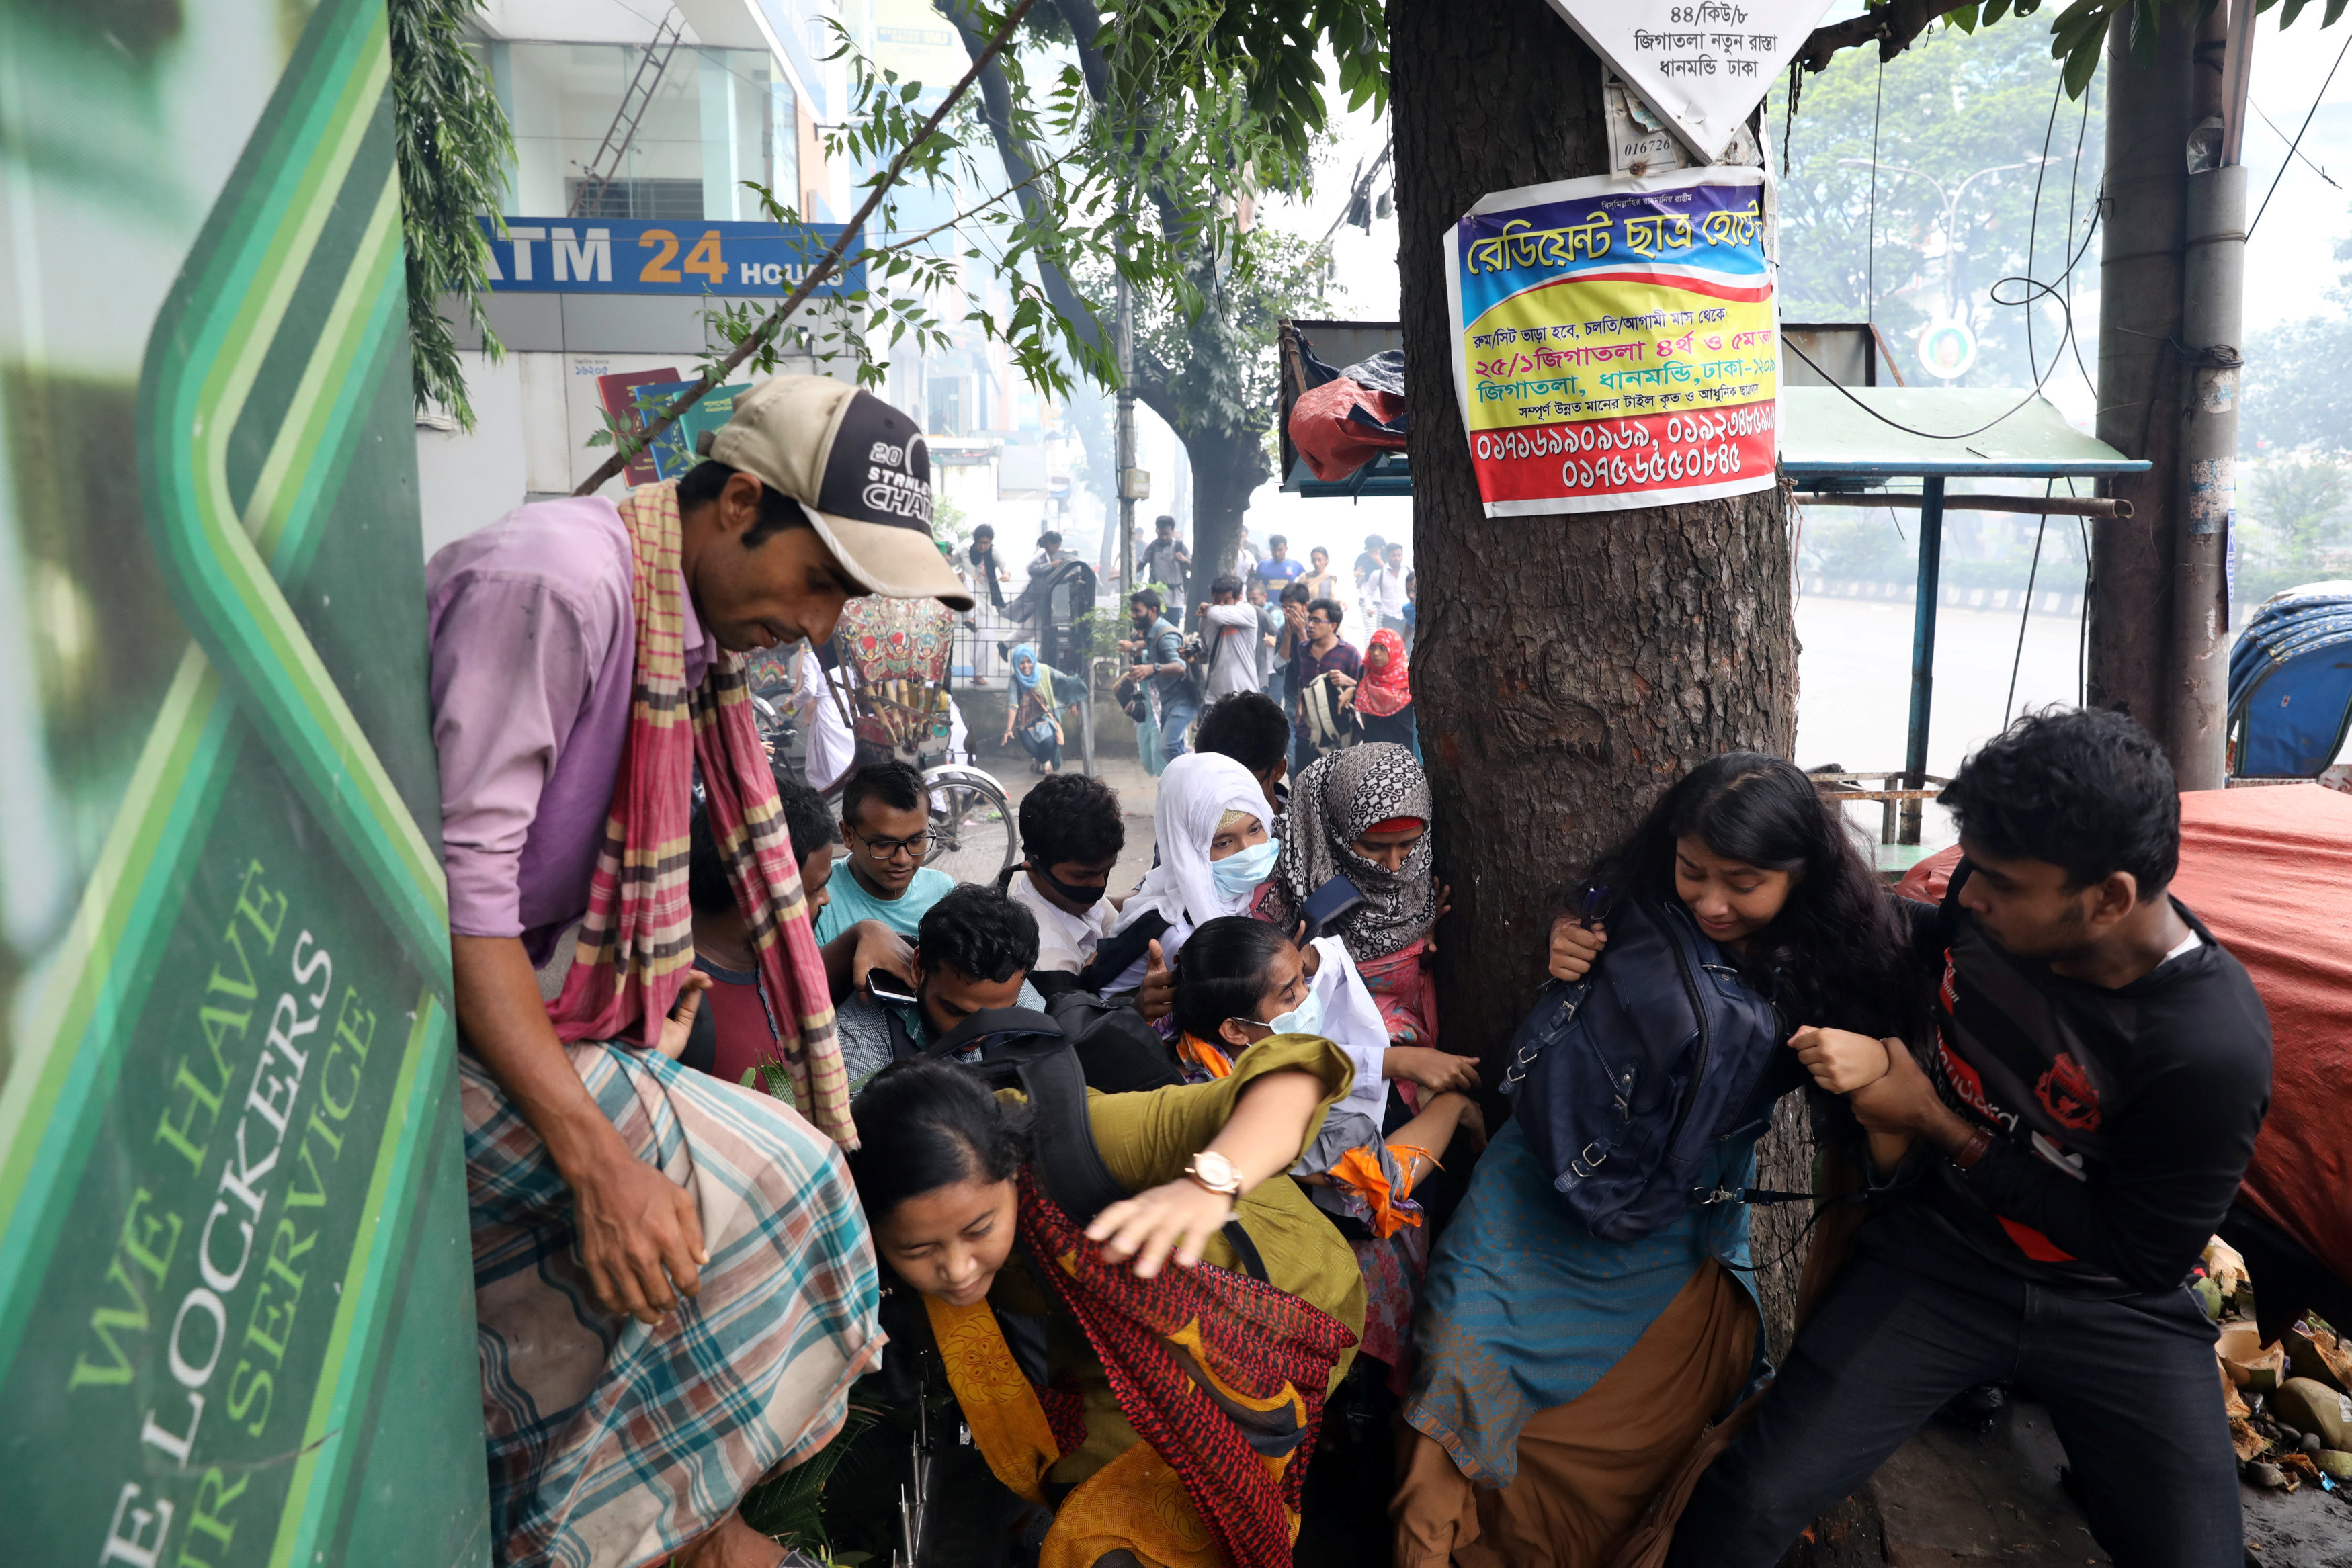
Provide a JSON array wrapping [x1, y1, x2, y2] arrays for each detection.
[[1403, 1118, 1759, 1489]]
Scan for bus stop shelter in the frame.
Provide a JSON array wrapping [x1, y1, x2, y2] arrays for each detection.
[[1780, 386, 2150, 851], [1273, 326, 2155, 859]]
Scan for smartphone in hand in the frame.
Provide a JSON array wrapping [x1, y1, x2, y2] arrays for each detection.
[[1301, 875, 1366, 940], [866, 969, 919, 1006]]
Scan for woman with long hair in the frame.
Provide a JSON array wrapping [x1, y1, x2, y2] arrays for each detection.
[[1394, 753, 1919, 1568], [1172, 915, 1482, 1388], [845, 1047, 1364, 1568]]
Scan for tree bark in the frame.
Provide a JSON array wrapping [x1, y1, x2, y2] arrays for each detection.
[[1179, 419, 1263, 587], [1392, 0, 1798, 1073]]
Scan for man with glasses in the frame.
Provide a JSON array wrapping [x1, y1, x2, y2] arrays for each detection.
[[814, 760, 954, 943], [1288, 597, 1362, 772]]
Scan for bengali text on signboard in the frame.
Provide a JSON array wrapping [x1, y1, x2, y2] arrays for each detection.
[[1445, 165, 1777, 517]]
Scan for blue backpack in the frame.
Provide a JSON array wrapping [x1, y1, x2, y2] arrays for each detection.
[[1501, 898, 1786, 1242]]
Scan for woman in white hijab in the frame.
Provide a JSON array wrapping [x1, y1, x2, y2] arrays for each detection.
[[1098, 751, 1280, 993]]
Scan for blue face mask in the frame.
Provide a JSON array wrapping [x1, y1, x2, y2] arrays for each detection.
[[1211, 835, 1282, 900]]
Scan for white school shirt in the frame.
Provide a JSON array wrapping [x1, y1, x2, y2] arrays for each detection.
[[1007, 871, 1119, 974], [1304, 935, 1392, 1119]]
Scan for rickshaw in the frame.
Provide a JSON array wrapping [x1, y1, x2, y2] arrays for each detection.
[[2228, 581, 2352, 785], [746, 593, 1019, 884]]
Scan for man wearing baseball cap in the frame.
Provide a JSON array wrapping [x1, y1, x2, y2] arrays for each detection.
[[427, 376, 966, 1568]]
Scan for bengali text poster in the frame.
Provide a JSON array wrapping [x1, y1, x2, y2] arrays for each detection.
[[1447, 165, 1778, 515]]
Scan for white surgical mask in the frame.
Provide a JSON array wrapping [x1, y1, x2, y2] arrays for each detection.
[[1265, 988, 1324, 1039], [1211, 836, 1282, 900]]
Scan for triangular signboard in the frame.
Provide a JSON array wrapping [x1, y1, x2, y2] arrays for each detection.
[[1544, 0, 1840, 162]]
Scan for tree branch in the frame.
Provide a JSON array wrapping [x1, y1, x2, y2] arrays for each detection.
[[1795, 0, 1974, 74], [571, 0, 1042, 496], [937, 0, 1109, 355]]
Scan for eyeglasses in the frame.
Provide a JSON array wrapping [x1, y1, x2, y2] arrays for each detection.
[[851, 827, 933, 861]]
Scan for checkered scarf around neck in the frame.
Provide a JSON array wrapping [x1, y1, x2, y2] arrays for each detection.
[[1265, 743, 1437, 962], [1015, 1168, 1354, 1568], [546, 480, 853, 1144]]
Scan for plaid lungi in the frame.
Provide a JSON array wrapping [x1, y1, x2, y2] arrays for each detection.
[[464, 1043, 883, 1567]]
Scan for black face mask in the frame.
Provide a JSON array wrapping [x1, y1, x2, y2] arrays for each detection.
[[1030, 862, 1109, 908]]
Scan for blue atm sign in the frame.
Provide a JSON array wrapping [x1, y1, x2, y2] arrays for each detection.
[[478, 216, 862, 297]]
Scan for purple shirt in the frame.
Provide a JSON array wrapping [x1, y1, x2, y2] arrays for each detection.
[[1290, 637, 1361, 742], [427, 496, 714, 960]]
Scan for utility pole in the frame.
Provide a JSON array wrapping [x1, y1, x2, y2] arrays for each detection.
[[2169, 0, 2253, 789], [2090, 5, 2193, 737], [2092, 0, 2251, 790], [1115, 269, 1136, 600]]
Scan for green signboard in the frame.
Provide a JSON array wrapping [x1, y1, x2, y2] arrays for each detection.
[[0, 1, 489, 1563]]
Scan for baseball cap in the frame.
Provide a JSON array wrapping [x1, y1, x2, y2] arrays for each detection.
[[704, 376, 974, 611]]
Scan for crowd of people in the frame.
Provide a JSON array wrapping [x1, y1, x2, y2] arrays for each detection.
[[427, 372, 2276, 1568], [1112, 519, 1419, 777]]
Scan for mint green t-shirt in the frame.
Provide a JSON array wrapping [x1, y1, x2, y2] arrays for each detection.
[[812, 863, 955, 945]]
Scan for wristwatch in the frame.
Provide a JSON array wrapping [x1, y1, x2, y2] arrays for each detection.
[[1184, 1151, 1243, 1198]]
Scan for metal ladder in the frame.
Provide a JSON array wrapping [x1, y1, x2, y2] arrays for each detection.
[[568, 9, 684, 218]]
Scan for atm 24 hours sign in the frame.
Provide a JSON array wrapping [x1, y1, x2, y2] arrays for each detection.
[[476, 216, 862, 298]]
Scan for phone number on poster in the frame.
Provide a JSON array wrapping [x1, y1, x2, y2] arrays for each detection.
[[1475, 408, 1777, 504]]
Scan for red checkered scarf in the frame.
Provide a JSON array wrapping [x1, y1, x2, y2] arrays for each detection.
[[545, 480, 853, 1144], [1017, 1169, 1355, 1568]]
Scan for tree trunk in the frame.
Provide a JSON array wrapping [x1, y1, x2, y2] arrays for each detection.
[[1392, 0, 1798, 1071], [1179, 421, 1261, 590]]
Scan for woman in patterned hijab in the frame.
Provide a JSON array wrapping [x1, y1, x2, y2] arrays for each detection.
[[1257, 742, 1443, 1046]]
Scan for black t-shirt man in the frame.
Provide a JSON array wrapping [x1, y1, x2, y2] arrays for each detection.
[[1669, 709, 2272, 1568], [1891, 875, 2270, 1297]]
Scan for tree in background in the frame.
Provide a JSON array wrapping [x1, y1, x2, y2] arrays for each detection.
[[2245, 234, 2352, 458], [1770, 15, 2104, 388], [1072, 232, 1331, 578], [936, 0, 1338, 578], [2240, 458, 2352, 602]]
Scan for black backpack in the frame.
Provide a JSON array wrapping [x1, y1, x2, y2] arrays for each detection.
[[891, 1003, 1266, 1279], [1502, 898, 1786, 1242], [884, 992, 1183, 1094]]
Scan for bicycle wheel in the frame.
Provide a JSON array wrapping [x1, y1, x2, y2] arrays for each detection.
[[923, 766, 1018, 884]]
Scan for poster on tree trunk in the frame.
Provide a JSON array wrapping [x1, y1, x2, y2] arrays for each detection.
[[1447, 165, 1777, 517]]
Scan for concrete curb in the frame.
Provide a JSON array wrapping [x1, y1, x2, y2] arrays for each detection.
[[1802, 576, 2085, 616]]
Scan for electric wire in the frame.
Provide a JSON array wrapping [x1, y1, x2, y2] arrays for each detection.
[[2249, 27, 2352, 241], [2004, 478, 2055, 726], [1786, 150, 2106, 439], [1795, 50, 2102, 441], [2023, 71, 2066, 376], [2063, 89, 2096, 393], [2078, 506, 2093, 706], [2250, 97, 2343, 188], [1866, 54, 1883, 324]]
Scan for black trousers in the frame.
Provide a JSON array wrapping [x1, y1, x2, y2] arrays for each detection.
[[1666, 1232, 2241, 1568]]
